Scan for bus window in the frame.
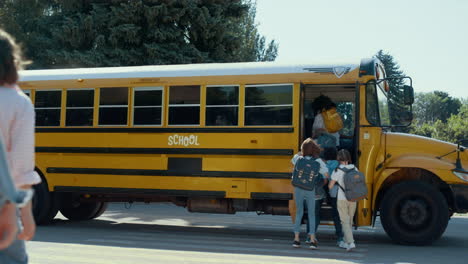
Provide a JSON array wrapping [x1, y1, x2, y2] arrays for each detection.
[[365, 82, 379, 125], [245, 84, 293, 126], [66, 89, 94, 126], [206, 85, 238, 126], [169, 85, 200, 125], [23, 90, 30, 97], [99, 87, 128, 126], [336, 102, 355, 136], [377, 86, 390, 126], [133, 87, 163, 126], [35, 90, 61, 126]]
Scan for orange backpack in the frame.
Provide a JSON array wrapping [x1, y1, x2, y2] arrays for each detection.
[[321, 107, 343, 133]]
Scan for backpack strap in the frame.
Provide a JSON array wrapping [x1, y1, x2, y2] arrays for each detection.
[[338, 166, 355, 173], [336, 182, 345, 192], [336, 166, 351, 192]]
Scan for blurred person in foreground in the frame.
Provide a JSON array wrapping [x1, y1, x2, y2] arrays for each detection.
[[0, 28, 41, 264]]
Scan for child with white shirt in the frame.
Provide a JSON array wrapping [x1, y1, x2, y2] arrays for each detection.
[[328, 149, 357, 251]]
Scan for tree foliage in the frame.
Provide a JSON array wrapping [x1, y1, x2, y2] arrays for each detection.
[[412, 91, 462, 125], [0, 0, 278, 68], [375, 50, 412, 130], [411, 102, 468, 144], [374, 50, 466, 144], [375, 49, 405, 88]]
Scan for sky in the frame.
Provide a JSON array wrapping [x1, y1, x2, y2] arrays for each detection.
[[255, 0, 467, 99]]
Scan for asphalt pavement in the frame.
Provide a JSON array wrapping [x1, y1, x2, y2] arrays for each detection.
[[27, 203, 468, 264]]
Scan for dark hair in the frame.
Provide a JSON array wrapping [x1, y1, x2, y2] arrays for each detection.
[[337, 149, 352, 163], [322, 147, 337, 161], [0, 29, 29, 85], [312, 95, 336, 115], [301, 138, 321, 158]]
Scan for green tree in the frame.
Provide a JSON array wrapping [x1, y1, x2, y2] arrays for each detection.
[[374, 50, 410, 130], [0, 0, 278, 69], [375, 50, 405, 88], [412, 91, 462, 125], [411, 101, 467, 144], [233, 0, 278, 62]]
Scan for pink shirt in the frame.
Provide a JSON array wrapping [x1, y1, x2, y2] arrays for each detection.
[[0, 85, 41, 187]]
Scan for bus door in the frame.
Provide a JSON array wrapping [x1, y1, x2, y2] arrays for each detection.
[[300, 83, 358, 224], [301, 84, 357, 156]]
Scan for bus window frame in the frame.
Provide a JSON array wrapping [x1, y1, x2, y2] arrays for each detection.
[[65, 88, 95, 127], [132, 86, 164, 127], [168, 85, 201, 126], [205, 84, 239, 127], [34, 89, 63, 127], [98, 87, 129, 127], [244, 83, 294, 127]]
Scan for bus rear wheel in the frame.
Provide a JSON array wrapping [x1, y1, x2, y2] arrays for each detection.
[[380, 181, 449, 245], [32, 180, 59, 225], [60, 197, 108, 221]]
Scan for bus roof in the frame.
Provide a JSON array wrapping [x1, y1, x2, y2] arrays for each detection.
[[19, 61, 360, 82]]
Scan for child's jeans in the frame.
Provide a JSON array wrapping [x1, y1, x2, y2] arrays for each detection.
[[293, 187, 316, 235]]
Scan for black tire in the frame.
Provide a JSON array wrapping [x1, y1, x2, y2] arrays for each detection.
[[90, 202, 108, 219], [380, 181, 449, 245], [32, 179, 59, 225], [60, 198, 107, 221]]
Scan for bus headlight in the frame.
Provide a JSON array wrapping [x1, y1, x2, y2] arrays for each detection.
[[453, 170, 468, 181]]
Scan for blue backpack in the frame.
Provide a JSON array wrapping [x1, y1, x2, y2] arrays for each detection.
[[317, 133, 337, 148], [291, 157, 321, 191]]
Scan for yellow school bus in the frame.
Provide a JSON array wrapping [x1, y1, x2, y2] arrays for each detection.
[[19, 58, 468, 245]]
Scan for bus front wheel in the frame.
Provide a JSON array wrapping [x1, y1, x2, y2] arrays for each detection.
[[59, 197, 108, 221], [380, 181, 449, 245]]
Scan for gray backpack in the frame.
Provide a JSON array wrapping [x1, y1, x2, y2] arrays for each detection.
[[337, 167, 368, 202]]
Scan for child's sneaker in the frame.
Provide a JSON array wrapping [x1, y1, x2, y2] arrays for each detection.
[[338, 240, 347, 249], [305, 237, 311, 244], [309, 241, 318, 250], [336, 238, 344, 246], [346, 242, 356, 252], [292, 240, 301, 248]]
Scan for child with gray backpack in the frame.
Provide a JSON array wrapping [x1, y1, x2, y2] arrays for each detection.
[[328, 149, 367, 252]]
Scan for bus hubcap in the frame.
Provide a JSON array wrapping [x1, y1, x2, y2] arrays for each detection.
[[400, 199, 428, 227]]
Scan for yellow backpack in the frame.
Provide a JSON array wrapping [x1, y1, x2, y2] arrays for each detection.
[[321, 107, 343, 133]]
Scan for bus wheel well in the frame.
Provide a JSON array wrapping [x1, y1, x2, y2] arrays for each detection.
[[375, 168, 453, 215]]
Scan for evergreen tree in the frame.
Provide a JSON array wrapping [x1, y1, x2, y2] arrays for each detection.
[[233, 0, 278, 62], [374, 50, 410, 128], [375, 50, 405, 87], [0, 0, 278, 69]]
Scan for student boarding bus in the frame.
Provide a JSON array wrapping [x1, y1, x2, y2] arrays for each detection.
[[19, 58, 468, 245]]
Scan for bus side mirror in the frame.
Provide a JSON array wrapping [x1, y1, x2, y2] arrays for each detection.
[[403, 85, 414, 105]]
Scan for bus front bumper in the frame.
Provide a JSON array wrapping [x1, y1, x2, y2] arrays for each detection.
[[450, 184, 468, 213]]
